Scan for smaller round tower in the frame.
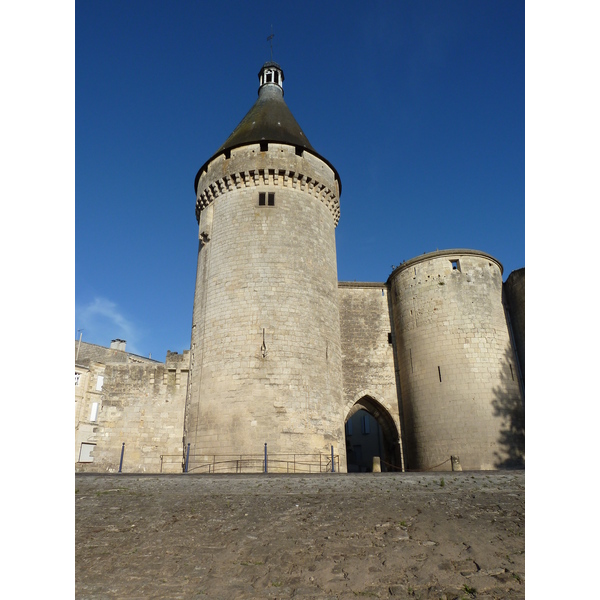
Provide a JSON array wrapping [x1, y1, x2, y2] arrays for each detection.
[[388, 250, 524, 471]]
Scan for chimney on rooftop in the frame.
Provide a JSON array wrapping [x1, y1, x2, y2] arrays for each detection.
[[110, 339, 126, 351]]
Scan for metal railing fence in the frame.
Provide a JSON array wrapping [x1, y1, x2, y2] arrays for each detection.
[[185, 452, 339, 474]]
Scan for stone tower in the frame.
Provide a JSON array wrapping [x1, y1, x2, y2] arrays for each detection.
[[185, 62, 345, 472], [388, 250, 525, 470]]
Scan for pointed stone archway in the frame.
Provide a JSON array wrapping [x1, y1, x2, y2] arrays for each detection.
[[344, 396, 402, 472]]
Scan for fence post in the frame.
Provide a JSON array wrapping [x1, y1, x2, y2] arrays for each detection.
[[118, 443, 125, 473], [184, 443, 190, 473], [331, 445, 335, 473], [264, 443, 268, 473]]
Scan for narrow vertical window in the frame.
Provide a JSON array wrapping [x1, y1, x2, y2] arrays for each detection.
[[75, 372, 81, 386], [259, 192, 266, 206], [438, 366, 442, 382], [90, 402, 99, 422], [267, 192, 275, 206], [361, 414, 370, 434], [260, 141, 268, 152], [96, 375, 104, 391], [451, 260, 461, 272]]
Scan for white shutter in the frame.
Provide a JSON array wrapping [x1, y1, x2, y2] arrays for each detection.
[[79, 443, 95, 462]]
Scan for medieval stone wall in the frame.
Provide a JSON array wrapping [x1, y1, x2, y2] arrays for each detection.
[[75, 344, 189, 473], [186, 143, 345, 471], [75, 341, 158, 366], [389, 250, 524, 471], [337, 282, 404, 468]]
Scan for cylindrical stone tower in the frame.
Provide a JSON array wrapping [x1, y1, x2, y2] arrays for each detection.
[[389, 250, 524, 471], [185, 62, 345, 472]]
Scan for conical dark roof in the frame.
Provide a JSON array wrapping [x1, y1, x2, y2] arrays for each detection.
[[195, 63, 340, 195], [215, 83, 316, 155]]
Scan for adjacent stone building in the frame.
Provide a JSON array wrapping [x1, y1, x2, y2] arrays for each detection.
[[76, 61, 524, 474], [75, 340, 189, 473]]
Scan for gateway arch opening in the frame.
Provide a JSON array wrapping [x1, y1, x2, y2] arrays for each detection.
[[344, 397, 402, 472]]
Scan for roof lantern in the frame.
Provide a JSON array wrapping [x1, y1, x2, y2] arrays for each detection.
[[258, 61, 284, 94]]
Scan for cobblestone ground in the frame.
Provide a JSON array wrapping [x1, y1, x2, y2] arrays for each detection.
[[75, 471, 524, 599]]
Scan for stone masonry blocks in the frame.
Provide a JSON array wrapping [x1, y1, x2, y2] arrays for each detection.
[[186, 142, 345, 472], [388, 250, 524, 471]]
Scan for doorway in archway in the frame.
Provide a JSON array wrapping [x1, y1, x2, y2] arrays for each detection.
[[345, 410, 383, 472], [344, 397, 402, 472]]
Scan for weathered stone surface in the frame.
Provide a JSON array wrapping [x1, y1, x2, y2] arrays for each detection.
[[187, 142, 345, 469], [338, 282, 404, 469], [388, 251, 525, 471], [76, 471, 525, 599], [75, 342, 189, 473]]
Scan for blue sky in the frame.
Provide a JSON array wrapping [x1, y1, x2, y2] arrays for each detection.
[[75, 0, 524, 360]]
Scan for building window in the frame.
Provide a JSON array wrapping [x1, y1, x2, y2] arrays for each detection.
[[90, 402, 99, 422], [361, 414, 370, 434], [259, 192, 275, 207], [260, 141, 268, 152], [96, 375, 104, 391], [79, 443, 95, 463], [451, 259, 461, 272], [75, 372, 81, 386]]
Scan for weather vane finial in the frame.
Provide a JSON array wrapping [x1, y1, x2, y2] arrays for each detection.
[[267, 25, 274, 61]]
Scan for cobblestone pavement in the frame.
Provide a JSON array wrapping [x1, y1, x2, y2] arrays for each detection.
[[75, 471, 524, 599]]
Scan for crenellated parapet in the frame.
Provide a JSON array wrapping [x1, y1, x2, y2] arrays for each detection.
[[195, 143, 341, 226]]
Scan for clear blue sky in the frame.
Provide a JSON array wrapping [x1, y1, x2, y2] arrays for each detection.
[[75, 0, 524, 359]]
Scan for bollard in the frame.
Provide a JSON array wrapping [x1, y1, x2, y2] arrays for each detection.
[[264, 443, 268, 473], [118, 443, 125, 473], [372, 456, 381, 473], [184, 443, 190, 473], [331, 445, 335, 473]]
